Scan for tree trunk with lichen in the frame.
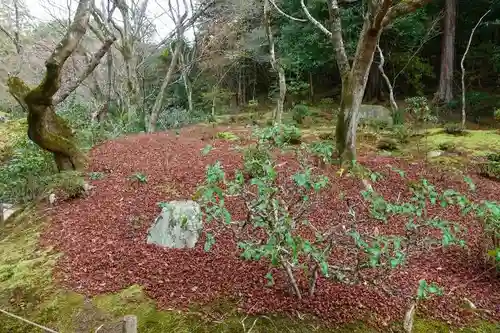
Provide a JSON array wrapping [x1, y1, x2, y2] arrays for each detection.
[[321, 0, 433, 163], [7, 0, 91, 171], [336, 21, 384, 162], [264, 0, 286, 125]]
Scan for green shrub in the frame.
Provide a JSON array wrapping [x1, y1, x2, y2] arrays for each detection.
[[405, 97, 437, 123], [443, 123, 466, 136], [216, 131, 239, 141], [0, 137, 55, 204], [362, 119, 390, 131], [465, 91, 499, 122], [391, 125, 412, 144], [318, 97, 335, 108], [391, 108, 405, 126], [377, 137, 398, 151], [494, 109, 500, 122], [255, 124, 302, 146], [45, 171, 87, 199], [308, 141, 336, 165], [197, 153, 473, 299], [486, 152, 500, 162], [243, 145, 271, 178], [437, 141, 456, 152], [292, 104, 310, 124], [318, 132, 335, 141], [479, 161, 500, 180]]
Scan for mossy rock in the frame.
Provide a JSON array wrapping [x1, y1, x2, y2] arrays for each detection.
[[377, 137, 398, 151]]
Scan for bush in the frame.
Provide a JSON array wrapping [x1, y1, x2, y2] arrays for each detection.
[[292, 104, 310, 124], [362, 119, 391, 131], [405, 97, 437, 123], [318, 132, 335, 141], [0, 136, 55, 204], [465, 91, 499, 122], [377, 137, 398, 151], [494, 109, 500, 122], [486, 152, 500, 162], [45, 171, 88, 200], [391, 125, 412, 144], [391, 108, 405, 126], [242, 145, 272, 179], [255, 124, 302, 146], [438, 141, 456, 152], [443, 123, 466, 136], [197, 154, 474, 299], [479, 155, 500, 180], [308, 140, 336, 165]]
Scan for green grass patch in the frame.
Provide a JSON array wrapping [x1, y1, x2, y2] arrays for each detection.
[[422, 128, 500, 156]]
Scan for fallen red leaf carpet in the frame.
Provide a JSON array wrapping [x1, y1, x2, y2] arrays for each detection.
[[41, 128, 500, 328]]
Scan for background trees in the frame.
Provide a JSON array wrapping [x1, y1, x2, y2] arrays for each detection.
[[0, 0, 499, 165]]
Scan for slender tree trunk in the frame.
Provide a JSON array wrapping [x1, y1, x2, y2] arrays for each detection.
[[377, 44, 399, 113], [309, 72, 314, 102], [436, 0, 456, 103], [147, 38, 184, 132], [461, 9, 491, 128], [264, 0, 286, 124]]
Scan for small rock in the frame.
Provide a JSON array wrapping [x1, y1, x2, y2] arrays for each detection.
[[1, 203, 17, 222], [427, 150, 444, 158], [83, 182, 94, 194], [49, 193, 57, 205]]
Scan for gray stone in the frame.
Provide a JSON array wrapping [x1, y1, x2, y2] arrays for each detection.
[[358, 104, 393, 124], [147, 200, 202, 249], [427, 150, 444, 158], [1, 203, 17, 222]]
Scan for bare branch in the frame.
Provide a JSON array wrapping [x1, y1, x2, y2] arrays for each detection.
[[269, 0, 306, 22], [383, 0, 433, 27], [54, 36, 117, 105], [376, 44, 398, 112], [300, 0, 332, 37], [32, 0, 92, 100]]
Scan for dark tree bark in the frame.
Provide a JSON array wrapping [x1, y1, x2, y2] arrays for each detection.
[[7, 0, 92, 171], [436, 0, 456, 103]]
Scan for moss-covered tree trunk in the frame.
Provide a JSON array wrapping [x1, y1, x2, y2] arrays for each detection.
[[319, 0, 433, 163], [7, 0, 92, 171], [336, 20, 384, 162]]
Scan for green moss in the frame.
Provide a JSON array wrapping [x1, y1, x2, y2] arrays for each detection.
[[216, 131, 240, 141], [422, 128, 500, 156], [413, 318, 500, 333]]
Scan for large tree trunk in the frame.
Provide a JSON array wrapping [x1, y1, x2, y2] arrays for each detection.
[[299, 0, 432, 162], [8, 0, 91, 171], [436, 0, 456, 103], [336, 20, 383, 162], [264, 0, 286, 124]]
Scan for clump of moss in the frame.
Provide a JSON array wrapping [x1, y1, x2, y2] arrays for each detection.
[[377, 137, 398, 151], [216, 131, 240, 141]]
